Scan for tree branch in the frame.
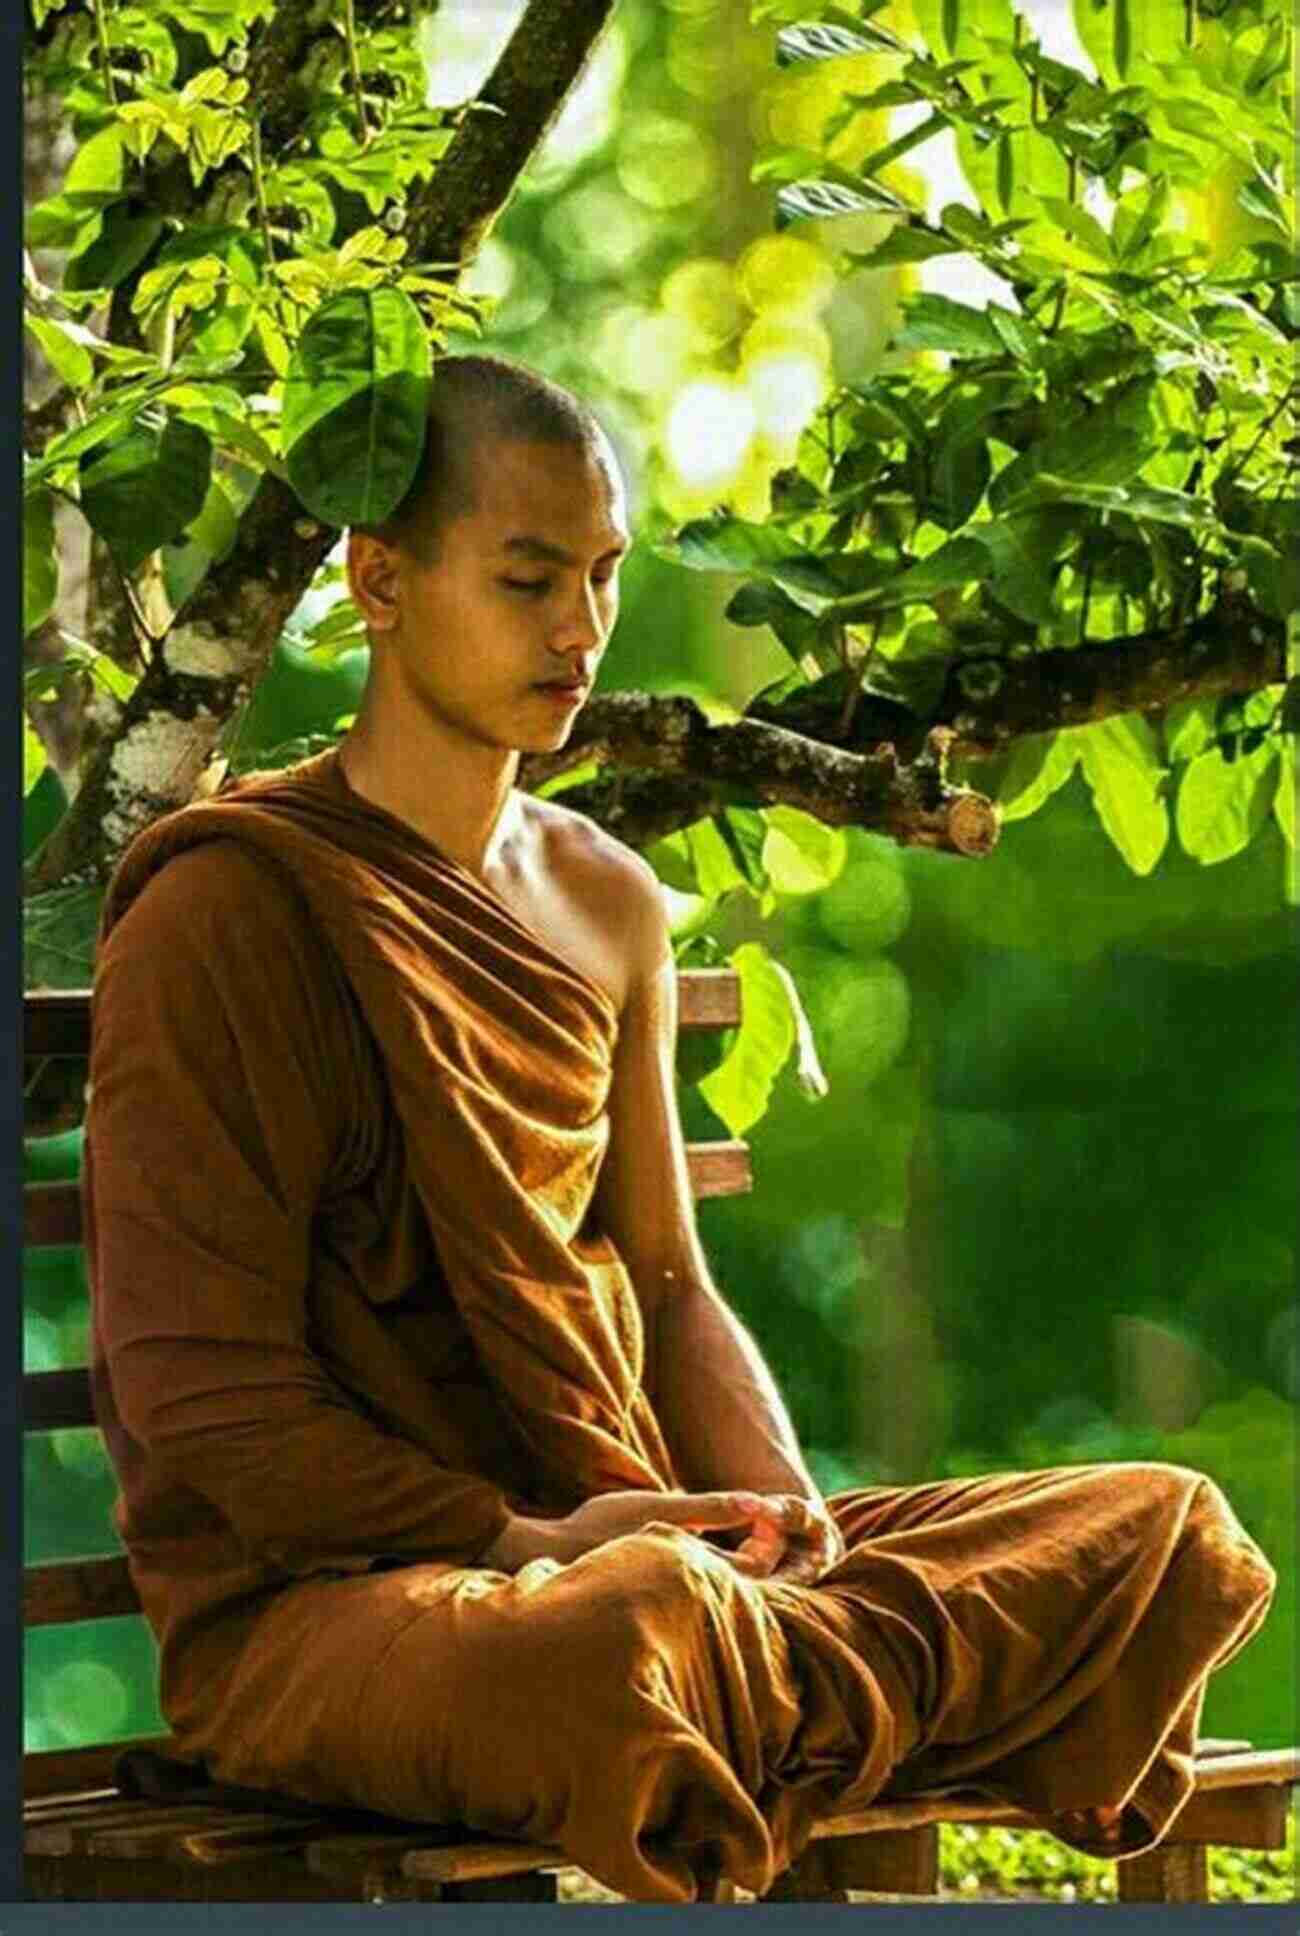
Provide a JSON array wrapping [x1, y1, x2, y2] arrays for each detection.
[[747, 598, 1287, 761], [406, 0, 618, 272], [25, 0, 621, 895], [510, 598, 1288, 852], [520, 701, 997, 855]]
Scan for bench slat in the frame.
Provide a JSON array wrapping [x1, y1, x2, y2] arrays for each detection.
[[23, 1142, 751, 1273], [25, 1367, 94, 1433], [24, 1738, 171, 1802], [29, 1806, 246, 1859], [677, 969, 741, 1030], [1190, 1747, 1299, 1791], [685, 1140, 752, 1199], [24, 1183, 83, 1247], [25, 1556, 139, 1627], [23, 971, 740, 1062], [24, 990, 93, 1059], [23, 1745, 1300, 1886]]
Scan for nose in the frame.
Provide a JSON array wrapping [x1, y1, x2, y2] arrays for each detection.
[[548, 579, 609, 663]]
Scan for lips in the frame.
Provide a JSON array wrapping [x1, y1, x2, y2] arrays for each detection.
[[536, 679, 589, 696]]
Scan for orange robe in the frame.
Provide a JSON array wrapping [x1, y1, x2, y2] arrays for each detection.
[[84, 749, 1275, 1902]]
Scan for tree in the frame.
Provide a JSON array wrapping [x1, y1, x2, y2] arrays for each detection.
[[23, 1, 1295, 1005]]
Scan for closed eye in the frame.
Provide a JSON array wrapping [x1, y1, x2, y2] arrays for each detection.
[[501, 575, 618, 595]]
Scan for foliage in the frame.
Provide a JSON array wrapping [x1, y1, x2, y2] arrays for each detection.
[[24, 0, 482, 624], [664, 0, 1295, 868]]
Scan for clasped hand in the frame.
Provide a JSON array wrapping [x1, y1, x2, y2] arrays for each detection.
[[484, 1488, 845, 1586]]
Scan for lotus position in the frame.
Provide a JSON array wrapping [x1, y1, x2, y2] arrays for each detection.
[[86, 355, 1275, 1903]]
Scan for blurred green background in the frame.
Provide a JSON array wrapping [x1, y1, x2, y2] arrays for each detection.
[[25, 0, 1295, 1778]]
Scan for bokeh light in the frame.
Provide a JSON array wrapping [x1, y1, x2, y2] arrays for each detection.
[[52, 1427, 110, 1480], [24, 1312, 59, 1371], [736, 235, 837, 319], [659, 258, 744, 351], [44, 1659, 129, 1743], [617, 114, 718, 210], [665, 379, 756, 489], [745, 352, 827, 443], [461, 239, 555, 336], [540, 177, 655, 280]]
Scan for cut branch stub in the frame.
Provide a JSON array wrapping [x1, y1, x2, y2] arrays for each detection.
[[519, 698, 999, 856]]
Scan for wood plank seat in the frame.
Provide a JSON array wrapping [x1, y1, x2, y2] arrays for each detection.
[[22, 981, 1298, 1902]]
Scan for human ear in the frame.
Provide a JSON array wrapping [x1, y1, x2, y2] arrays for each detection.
[[346, 530, 402, 633]]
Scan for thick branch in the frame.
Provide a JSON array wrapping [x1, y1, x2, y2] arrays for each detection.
[[26, 0, 621, 894], [406, 0, 618, 272], [513, 598, 1288, 852], [520, 702, 997, 855], [752, 599, 1287, 761]]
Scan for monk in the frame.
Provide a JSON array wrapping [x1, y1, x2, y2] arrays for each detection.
[[84, 353, 1276, 1903]]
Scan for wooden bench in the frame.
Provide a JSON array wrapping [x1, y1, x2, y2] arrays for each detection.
[[22, 981, 1298, 1903]]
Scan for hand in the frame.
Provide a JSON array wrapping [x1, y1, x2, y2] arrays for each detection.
[[722, 1491, 845, 1587], [479, 1489, 797, 1573]]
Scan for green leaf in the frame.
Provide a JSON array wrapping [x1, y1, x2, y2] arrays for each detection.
[[985, 302, 1038, 364], [644, 832, 700, 896], [1114, 176, 1168, 263], [162, 477, 240, 610], [699, 942, 797, 1136], [775, 16, 909, 64], [768, 958, 828, 1102], [859, 535, 990, 610], [846, 225, 959, 268], [24, 884, 104, 991], [1027, 475, 1221, 532], [1078, 713, 1169, 876], [892, 292, 1003, 357], [79, 414, 213, 575], [1236, 171, 1290, 234], [672, 515, 806, 575], [1113, 0, 1132, 80], [65, 125, 127, 196], [209, 407, 282, 475], [685, 818, 751, 900], [1032, 196, 1114, 264], [996, 728, 1082, 824], [24, 313, 94, 391], [282, 287, 433, 527], [1274, 741, 1294, 852], [762, 807, 847, 895], [716, 809, 770, 892], [996, 133, 1014, 214], [1176, 740, 1278, 865], [1237, 536, 1300, 621], [24, 720, 47, 797], [777, 175, 913, 229], [932, 433, 990, 531], [991, 391, 1151, 513], [972, 511, 1067, 625], [24, 488, 58, 637], [1164, 696, 1216, 763], [64, 207, 165, 293]]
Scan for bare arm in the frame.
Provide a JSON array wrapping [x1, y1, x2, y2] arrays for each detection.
[[591, 866, 841, 1583]]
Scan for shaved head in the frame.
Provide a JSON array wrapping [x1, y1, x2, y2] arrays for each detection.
[[352, 353, 615, 562]]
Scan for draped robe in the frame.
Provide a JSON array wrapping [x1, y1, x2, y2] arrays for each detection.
[[83, 748, 1277, 1901]]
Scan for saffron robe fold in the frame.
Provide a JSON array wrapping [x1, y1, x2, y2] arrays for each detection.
[[85, 749, 1277, 1902]]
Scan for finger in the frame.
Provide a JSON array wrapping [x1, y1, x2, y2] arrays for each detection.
[[674, 1491, 775, 1531]]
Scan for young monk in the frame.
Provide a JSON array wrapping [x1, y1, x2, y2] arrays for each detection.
[[84, 354, 1275, 1903]]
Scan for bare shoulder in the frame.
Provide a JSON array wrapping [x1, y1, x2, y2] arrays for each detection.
[[521, 794, 670, 998]]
